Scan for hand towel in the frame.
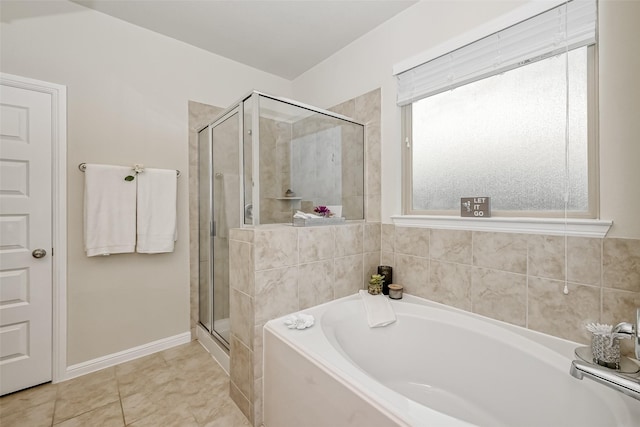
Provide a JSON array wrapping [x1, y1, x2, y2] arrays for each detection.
[[136, 168, 177, 253], [84, 164, 137, 256], [359, 290, 397, 328]]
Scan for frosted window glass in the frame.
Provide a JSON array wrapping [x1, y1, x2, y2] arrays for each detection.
[[411, 47, 588, 213]]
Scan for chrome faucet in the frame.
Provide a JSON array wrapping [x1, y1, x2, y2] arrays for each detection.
[[569, 308, 640, 401]]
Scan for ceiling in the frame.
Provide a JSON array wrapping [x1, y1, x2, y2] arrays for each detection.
[[72, 0, 418, 80]]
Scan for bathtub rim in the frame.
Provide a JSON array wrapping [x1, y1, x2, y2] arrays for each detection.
[[264, 293, 640, 427]]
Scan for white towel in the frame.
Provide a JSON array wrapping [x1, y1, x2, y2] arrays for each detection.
[[359, 290, 397, 328], [84, 164, 137, 256], [136, 168, 177, 253]]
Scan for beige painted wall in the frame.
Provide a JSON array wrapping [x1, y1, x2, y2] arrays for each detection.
[[292, 0, 640, 239], [597, 0, 640, 239], [0, 0, 291, 365]]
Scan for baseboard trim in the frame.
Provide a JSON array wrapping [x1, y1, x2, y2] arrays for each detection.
[[61, 332, 191, 382]]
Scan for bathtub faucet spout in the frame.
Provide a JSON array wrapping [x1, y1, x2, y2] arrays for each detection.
[[569, 360, 640, 401], [569, 308, 640, 401]]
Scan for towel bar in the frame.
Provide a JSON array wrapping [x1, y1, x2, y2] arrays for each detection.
[[78, 163, 180, 177]]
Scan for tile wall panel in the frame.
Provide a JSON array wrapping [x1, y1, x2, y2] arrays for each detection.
[[382, 225, 640, 352]]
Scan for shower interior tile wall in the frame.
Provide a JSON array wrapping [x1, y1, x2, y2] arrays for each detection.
[[259, 117, 292, 223], [259, 109, 366, 224]]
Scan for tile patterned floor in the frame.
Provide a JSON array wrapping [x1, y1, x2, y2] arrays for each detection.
[[0, 341, 251, 427]]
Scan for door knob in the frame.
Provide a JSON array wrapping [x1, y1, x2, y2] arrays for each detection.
[[32, 248, 47, 258]]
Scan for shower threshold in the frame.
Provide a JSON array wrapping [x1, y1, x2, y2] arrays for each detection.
[[196, 323, 230, 374]]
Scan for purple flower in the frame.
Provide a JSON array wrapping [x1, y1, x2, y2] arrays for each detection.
[[313, 206, 332, 217]]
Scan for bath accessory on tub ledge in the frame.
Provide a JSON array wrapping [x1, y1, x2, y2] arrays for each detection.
[[377, 265, 392, 295], [388, 284, 403, 300], [283, 313, 314, 330], [359, 290, 396, 327]]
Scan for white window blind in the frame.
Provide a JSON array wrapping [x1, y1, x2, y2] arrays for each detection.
[[396, 0, 596, 106]]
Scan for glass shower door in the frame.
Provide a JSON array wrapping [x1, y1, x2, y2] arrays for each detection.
[[199, 108, 240, 348]]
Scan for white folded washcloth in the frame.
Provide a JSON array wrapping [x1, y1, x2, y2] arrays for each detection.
[[293, 210, 322, 219], [136, 168, 177, 253], [84, 164, 137, 257], [283, 313, 315, 330], [359, 290, 396, 328]]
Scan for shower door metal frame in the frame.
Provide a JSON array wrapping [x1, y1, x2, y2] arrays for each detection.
[[199, 106, 243, 349], [249, 92, 261, 225]]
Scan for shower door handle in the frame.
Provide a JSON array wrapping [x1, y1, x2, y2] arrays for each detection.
[[211, 221, 216, 237]]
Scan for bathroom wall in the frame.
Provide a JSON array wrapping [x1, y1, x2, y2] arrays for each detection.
[[329, 91, 382, 223], [381, 226, 640, 353], [0, 0, 292, 366], [228, 88, 381, 425], [292, 0, 640, 241], [3, 0, 636, 418], [290, 0, 640, 356]]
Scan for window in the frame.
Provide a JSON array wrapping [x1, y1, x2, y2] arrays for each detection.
[[398, 1, 597, 218]]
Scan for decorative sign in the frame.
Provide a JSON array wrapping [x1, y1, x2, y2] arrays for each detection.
[[461, 197, 491, 217]]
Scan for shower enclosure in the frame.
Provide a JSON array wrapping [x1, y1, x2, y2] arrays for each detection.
[[198, 91, 365, 351]]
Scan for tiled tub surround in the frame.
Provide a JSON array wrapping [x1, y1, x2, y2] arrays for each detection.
[[381, 224, 640, 348], [228, 222, 381, 425]]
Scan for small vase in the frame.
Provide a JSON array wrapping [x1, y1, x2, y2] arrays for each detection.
[[368, 283, 382, 295]]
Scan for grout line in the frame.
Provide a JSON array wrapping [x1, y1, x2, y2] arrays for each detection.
[[117, 382, 126, 427]]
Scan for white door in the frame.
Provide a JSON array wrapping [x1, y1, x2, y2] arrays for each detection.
[[0, 81, 53, 395]]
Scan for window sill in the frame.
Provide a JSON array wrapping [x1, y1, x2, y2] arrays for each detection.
[[390, 215, 612, 238]]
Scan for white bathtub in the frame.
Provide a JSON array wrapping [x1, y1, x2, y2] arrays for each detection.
[[263, 293, 640, 427]]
